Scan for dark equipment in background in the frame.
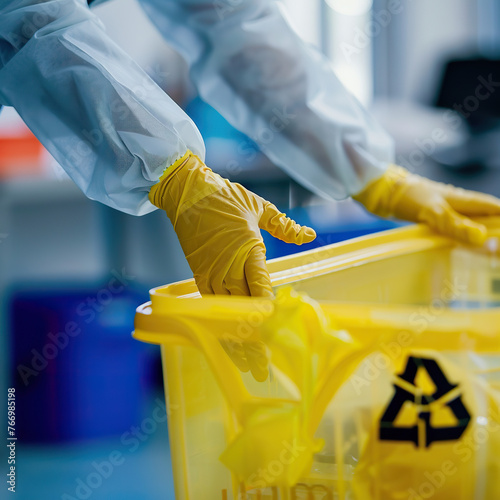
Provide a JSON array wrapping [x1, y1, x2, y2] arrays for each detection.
[[432, 57, 500, 170]]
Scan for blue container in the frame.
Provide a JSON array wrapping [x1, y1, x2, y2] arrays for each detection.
[[263, 218, 404, 260], [10, 286, 156, 443]]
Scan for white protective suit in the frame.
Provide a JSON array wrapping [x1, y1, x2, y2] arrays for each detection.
[[0, 0, 394, 215]]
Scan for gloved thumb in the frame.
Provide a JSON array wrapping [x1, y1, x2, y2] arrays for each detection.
[[419, 203, 488, 246], [260, 202, 316, 245]]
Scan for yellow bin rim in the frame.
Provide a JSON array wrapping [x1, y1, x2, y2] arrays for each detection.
[[134, 219, 500, 348]]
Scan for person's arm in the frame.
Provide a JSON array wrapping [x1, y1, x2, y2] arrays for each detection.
[[0, 0, 316, 311], [138, 0, 500, 245], [0, 0, 204, 215], [137, 0, 394, 201]]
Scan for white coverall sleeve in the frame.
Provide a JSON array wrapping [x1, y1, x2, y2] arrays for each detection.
[[138, 0, 395, 200], [0, 0, 204, 215]]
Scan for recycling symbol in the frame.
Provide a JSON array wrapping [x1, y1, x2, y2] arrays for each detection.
[[379, 356, 471, 447]]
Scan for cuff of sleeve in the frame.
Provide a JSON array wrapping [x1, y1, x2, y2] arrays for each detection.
[[148, 150, 225, 223]]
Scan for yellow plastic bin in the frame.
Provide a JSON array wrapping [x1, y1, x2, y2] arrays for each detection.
[[134, 220, 500, 500]]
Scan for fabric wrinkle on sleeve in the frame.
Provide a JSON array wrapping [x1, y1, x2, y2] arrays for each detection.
[[0, 0, 205, 215], [138, 0, 395, 201]]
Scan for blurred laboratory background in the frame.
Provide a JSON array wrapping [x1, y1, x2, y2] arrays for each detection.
[[1, 0, 500, 498]]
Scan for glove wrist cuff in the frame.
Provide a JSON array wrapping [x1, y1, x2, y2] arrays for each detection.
[[148, 150, 192, 208], [148, 150, 225, 226], [353, 164, 410, 217], [159, 150, 192, 183]]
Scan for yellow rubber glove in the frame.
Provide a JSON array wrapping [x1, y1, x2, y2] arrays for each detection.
[[149, 150, 316, 296], [353, 165, 500, 245], [149, 151, 316, 381]]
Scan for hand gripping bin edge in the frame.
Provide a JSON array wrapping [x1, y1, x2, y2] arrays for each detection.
[[133, 219, 500, 500]]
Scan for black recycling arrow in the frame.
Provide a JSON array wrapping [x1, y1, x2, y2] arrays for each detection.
[[379, 356, 471, 448]]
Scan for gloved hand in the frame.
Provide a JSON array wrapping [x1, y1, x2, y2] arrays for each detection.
[[353, 165, 500, 245], [149, 150, 316, 296], [149, 150, 316, 381]]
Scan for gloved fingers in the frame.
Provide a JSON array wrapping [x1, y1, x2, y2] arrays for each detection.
[[193, 275, 219, 296], [222, 255, 254, 296], [419, 203, 488, 246], [195, 248, 270, 297], [220, 338, 269, 382], [443, 186, 500, 216], [220, 338, 250, 373], [196, 265, 250, 296], [244, 245, 274, 298], [244, 341, 270, 382], [224, 271, 252, 297], [194, 277, 212, 296], [196, 274, 241, 297], [259, 202, 316, 245]]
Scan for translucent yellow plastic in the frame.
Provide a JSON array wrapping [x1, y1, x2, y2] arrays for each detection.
[[134, 219, 500, 500]]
